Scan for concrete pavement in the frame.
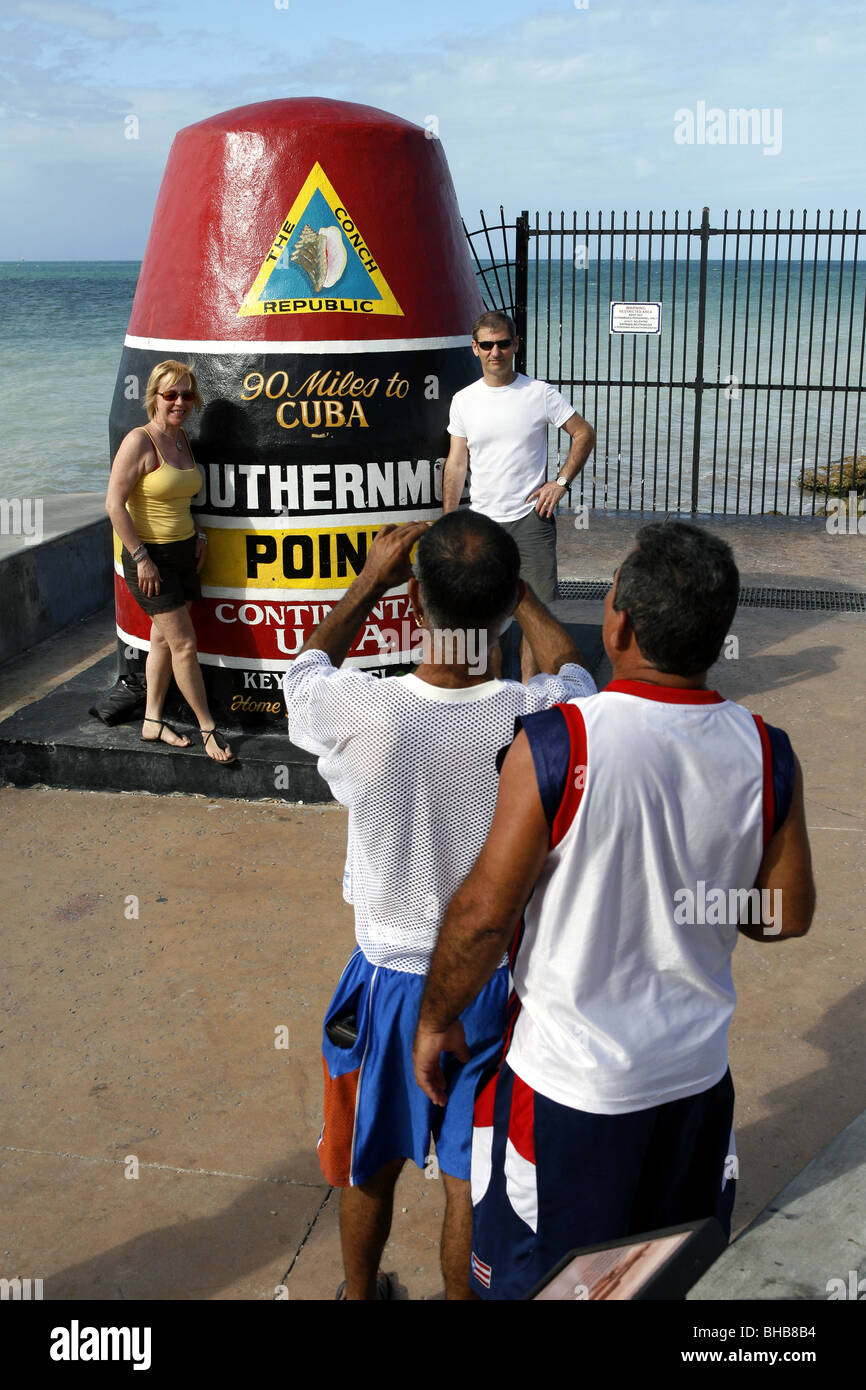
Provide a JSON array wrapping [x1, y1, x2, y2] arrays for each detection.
[[1, 510, 865, 1300]]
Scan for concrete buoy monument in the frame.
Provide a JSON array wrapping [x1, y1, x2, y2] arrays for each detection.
[[109, 98, 483, 726]]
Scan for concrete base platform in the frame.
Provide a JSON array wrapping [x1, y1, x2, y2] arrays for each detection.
[[0, 625, 607, 802], [0, 653, 325, 802]]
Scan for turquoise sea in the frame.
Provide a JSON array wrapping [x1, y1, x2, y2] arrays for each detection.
[[0, 263, 139, 496], [0, 260, 862, 511]]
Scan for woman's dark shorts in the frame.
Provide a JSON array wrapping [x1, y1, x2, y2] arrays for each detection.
[[122, 536, 201, 616]]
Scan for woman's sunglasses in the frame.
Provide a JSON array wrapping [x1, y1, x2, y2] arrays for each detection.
[[159, 390, 195, 402]]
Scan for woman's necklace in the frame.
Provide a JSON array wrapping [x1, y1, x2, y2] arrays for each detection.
[[155, 424, 184, 452]]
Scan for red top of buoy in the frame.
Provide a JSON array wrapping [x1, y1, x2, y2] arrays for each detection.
[[128, 98, 482, 341]]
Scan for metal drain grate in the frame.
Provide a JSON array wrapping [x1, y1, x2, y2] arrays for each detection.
[[558, 581, 613, 602], [557, 580, 866, 613], [736, 587, 866, 612]]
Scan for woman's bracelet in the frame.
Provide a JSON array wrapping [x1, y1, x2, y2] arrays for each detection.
[[196, 530, 208, 542], [131, 544, 147, 563]]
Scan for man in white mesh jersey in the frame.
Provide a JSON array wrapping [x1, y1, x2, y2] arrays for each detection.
[[283, 510, 596, 1299]]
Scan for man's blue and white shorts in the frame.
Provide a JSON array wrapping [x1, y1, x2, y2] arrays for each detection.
[[318, 948, 509, 1187]]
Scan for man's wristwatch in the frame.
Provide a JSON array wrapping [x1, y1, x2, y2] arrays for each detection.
[[555, 474, 570, 488]]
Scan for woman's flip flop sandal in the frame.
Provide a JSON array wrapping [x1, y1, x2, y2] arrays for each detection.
[[140, 718, 191, 749], [201, 728, 236, 764]]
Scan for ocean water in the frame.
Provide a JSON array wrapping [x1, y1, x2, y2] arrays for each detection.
[[518, 257, 865, 513], [1, 259, 862, 512], [0, 263, 140, 496]]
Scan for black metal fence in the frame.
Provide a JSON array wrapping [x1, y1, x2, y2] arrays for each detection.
[[464, 207, 865, 516]]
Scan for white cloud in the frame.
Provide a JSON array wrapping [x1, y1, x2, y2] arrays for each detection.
[[15, 0, 148, 41], [0, 0, 862, 256]]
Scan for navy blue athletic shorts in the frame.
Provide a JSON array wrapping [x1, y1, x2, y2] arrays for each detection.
[[469, 1060, 735, 1299]]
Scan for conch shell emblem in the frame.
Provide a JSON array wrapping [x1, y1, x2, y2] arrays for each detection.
[[291, 224, 348, 293]]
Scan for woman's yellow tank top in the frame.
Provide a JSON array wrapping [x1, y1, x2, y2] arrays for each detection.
[[125, 429, 204, 544]]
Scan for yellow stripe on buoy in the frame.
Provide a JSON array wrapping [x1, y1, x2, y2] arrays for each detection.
[[206, 522, 380, 590]]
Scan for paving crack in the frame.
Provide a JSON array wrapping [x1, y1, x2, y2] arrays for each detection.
[[280, 1186, 334, 1289], [809, 803, 866, 826], [0, 1144, 324, 1187]]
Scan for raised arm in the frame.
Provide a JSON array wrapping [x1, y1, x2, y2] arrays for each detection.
[[514, 582, 586, 675], [739, 754, 816, 940], [442, 435, 469, 513], [300, 521, 429, 667]]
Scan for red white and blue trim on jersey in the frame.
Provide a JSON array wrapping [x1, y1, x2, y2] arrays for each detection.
[[518, 683, 795, 848]]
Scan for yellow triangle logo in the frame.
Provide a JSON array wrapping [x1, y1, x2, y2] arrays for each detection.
[[238, 162, 403, 318]]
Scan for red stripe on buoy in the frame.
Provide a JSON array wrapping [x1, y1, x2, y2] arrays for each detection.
[[113, 574, 420, 666]]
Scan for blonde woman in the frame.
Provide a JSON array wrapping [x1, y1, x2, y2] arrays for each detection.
[[105, 359, 234, 763]]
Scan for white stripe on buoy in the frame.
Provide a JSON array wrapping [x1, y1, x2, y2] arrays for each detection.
[[124, 334, 472, 355], [115, 622, 397, 672], [193, 508, 435, 530]]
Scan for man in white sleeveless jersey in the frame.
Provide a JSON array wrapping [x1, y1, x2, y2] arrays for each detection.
[[283, 510, 597, 1299], [414, 522, 816, 1300]]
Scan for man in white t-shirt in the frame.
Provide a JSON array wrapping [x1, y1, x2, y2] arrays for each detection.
[[414, 522, 816, 1300], [283, 511, 597, 1300], [444, 311, 595, 678]]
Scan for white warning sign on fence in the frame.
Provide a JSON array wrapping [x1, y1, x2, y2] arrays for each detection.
[[610, 302, 662, 335]]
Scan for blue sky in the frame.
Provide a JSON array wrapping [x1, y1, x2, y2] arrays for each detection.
[[0, 0, 862, 259]]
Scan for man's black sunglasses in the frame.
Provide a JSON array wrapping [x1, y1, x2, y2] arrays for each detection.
[[475, 337, 514, 351]]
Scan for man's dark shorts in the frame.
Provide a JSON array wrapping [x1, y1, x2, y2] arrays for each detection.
[[498, 509, 557, 603], [470, 1062, 735, 1299]]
